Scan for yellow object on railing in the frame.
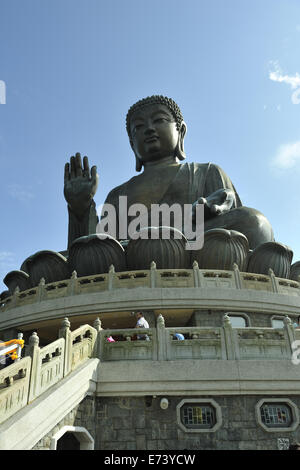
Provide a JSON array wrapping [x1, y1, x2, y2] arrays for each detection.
[[0, 337, 24, 361]]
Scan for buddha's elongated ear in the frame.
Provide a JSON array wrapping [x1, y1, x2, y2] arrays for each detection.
[[135, 155, 143, 172], [130, 139, 143, 172], [175, 121, 187, 161]]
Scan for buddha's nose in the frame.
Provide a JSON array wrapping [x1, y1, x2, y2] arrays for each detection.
[[144, 121, 155, 134]]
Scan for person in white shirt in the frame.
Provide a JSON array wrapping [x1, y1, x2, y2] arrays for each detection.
[[135, 312, 150, 340]]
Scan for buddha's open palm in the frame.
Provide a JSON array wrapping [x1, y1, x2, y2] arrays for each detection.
[[64, 153, 99, 218]]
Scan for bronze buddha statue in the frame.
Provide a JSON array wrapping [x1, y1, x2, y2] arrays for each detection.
[[64, 95, 274, 251]]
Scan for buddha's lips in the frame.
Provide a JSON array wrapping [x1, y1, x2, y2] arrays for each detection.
[[144, 136, 159, 143]]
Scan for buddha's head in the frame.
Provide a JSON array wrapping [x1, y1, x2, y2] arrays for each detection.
[[126, 95, 187, 171]]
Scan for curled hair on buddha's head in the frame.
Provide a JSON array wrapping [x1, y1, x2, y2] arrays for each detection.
[[126, 95, 187, 171], [126, 95, 184, 139]]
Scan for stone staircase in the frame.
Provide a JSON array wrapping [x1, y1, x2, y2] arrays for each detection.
[[0, 319, 99, 423]]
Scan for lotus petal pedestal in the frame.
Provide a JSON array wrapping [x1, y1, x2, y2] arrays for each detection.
[[247, 242, 293, 279], [67, 234, 126, 277], [126, 226, 190, 270], [3, 270, 30, 294], [21, 251, 69, 287], [192, 229, 249, 271]]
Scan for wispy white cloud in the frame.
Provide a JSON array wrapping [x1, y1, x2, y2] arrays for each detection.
[[263, 104, 281, 111], [7, 184, 34, 203], [272, 141, 300, 169], [269, 70, 300, 89], [269, 61, 300, 104], [291, 89, 300, 104]]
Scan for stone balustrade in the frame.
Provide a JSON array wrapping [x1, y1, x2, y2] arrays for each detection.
[[100, 328, 157, 361], [0, 356, 31, 423], [101, 314, 298, 363], [0, 319, 97, 425], [0, 314, 298, 426], [1, 264, 300, 313], [27, 334, 65, 402], [164, 326, 226, 360], [70, 324, 98, 372]]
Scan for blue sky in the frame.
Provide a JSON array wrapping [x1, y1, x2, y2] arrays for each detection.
[[1, 0, 300, 291]]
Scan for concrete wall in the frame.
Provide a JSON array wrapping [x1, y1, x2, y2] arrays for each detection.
[[32, 394, 300, 451], [189, 310, 288, 328], [95, 395, 300, 451]]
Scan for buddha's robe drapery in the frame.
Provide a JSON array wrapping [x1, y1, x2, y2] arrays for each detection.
[[67, 162, 273, 250]]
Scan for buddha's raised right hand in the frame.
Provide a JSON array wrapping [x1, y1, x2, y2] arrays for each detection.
[[64, 153, 99, 219]]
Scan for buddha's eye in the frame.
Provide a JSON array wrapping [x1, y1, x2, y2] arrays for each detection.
[[132, 124, 144, 133]]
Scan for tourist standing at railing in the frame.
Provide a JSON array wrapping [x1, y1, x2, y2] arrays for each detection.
[[293, 316, 300, 329], [134, 312, 150, 341], [173, 333, 185, 340]]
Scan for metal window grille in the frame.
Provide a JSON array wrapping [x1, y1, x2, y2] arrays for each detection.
[[260, 404, 292, 427], [181, 405, 216, 428]]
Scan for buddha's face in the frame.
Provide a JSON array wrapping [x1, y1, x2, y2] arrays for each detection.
[[129, 104, 181, 164]]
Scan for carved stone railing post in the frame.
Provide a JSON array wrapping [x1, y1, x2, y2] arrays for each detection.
[[68, 270, 78, 296], [27, 331, 40, 402], [269, 268, 279, 293], [156, 314, 167, 361], [16, 332, 23, 362], [150, 261, 157, 288], [222, 314, 238, 360], [233, 263, 242, 289], [37, 277, 46, 302], [108, 265, 115, 291], [12, 286, 20, 308], [284, 315, 295, 355], [93, 317, 102, 359], [59, 317, 72, 376], [192, 260, 201, 287]]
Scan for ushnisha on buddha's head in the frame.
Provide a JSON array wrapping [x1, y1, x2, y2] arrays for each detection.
[[126, 95, 187, 171]]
